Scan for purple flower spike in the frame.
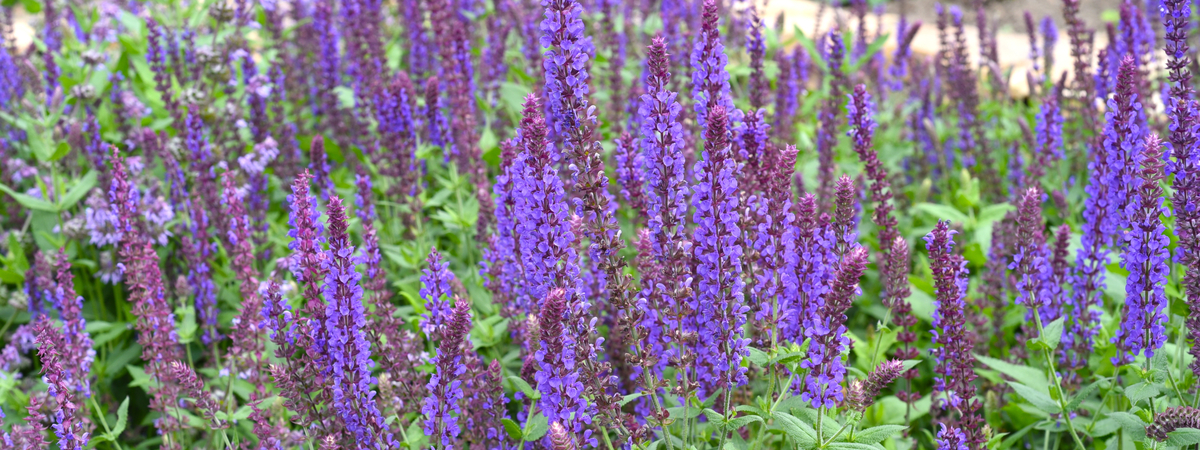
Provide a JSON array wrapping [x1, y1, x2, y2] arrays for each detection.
[[35, 317, 89, 450], [421, 247, 459, 342], [423, 297, 473, 448], [925, 221, 984, 447], [321, 197, 396, 448], [816, 30, 846, 208], [691, 105, 749, 396], [936, 424, 969, 450], [1114, 134, 1171, 364], [800, 247, 869, 409], [690, 0, 739, 135], [534, 289, 586, 441]]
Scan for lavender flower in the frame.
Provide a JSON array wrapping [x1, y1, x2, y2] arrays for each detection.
[[423, 297, 472, 448], [801, 247, 868, 408], [816, 30, 846, 208], [926, 221, 983, 446], [691, 105, 749, 395], [321, 197, 396, 448], [1160, 0, 1200, 377], [35, 317, 89, 450], [690, 0, 739, 135], [421, 247, 458, 342], [638, 36, 692, 385], [534, 289, 586, 439], [936, 424, 969, 450], [613, 132, 646, 220], [746, 9, 767, 110], [1114, 134, 1170, 363], [309, 135, 335, 202]]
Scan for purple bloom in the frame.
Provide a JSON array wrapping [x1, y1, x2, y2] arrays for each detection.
[[613, 132, 646, 220], [690, 0, 739, 135], [423, 297, 473, 448], [321, 197, 396, 448], [816, 30, 845, 208], [800, 247, 869, 409], [34, 318, 89, 450], [309, 135, 335, 202], [936, 424, 968, 450], [773, 49, 799, 141], [690, 106, 749, 396], [534, 289, 586, 439], [926, 221, 983, 446], [421, 247, 459, 342], [746, 9, 767, 110], [1041, 17, 1058, 75], [50, 250, 94, 396], [1114, 134, 1171, 363], [638, 37, 691, 384]]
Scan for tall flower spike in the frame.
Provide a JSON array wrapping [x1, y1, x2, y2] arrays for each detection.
[[1114, 134, 1170, 364], [843, 359, 903, 412], [832, 175, 858, 256], [51, 249, 93, 396], [321, 196, 396, 448], [423, 297, 472, 448], [691, 105, 749, 396], [534, 289, 586, 441], [746, 8, 767, 110], [691, 0, 739, 135], [800, 247, 869, 408], [35, 317, 89, 450], [816, 30, 846, 209], [1160, 0, 1200, 378], [926, 221, 984, 447], [639, 35, 692, 386], [1148, 406, 1200, 441], [420, 247, 458, 342]]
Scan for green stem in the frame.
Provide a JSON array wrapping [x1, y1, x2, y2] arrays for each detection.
[[1031, 309, 1086, 450], [600, 427, 616, 450], [816, 406, 824, 446], [823, 421, 853, 446]]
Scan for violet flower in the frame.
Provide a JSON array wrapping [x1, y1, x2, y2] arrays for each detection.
[[420, 247, 459, 342], [638, 36, 691, 383], [690, 0, 739, 135], [925, 221, 983, 447], [800, 247, 869, 408], [1114, 134, 1170, 363], [322, 197, 397, 448], [423, 296, 472, 448], [1160, 0, 1200, 377], [691, 105, 749, 396], [35, 317, 89, 450], [936, 424, 968, 450], [816, 30, 845, 208], [534, 289, 587, 440]]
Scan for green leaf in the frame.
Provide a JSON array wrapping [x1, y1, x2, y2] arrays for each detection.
[[127, 365, 152, 388], [107, 396, 130, 440], [747, 347, 769, 366], [826, 443, 884, 450], [1006, 381, 1060, 414], [724, 415, 764, 430], [1105, 412, 1147, 441], [1165, 428, 1200, 447], [1065, 378, 1105, 412], [901, 359, 922, 373], [913, 202, 970, 224], [852, 425, 907, 444], [523, 413, 549, 441], [501, 418, 522, 441], [21, 0, 41, 13], [976, 354, 1049, 391], [505, 375, 540, 400], [0, 183, 59, 212], [771, 411, 817, 448], [617, 392, 645, 407], [1038, 316, 1065, 350], [58, 170, 97, 211], [1124, 382, 1160, 406]]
